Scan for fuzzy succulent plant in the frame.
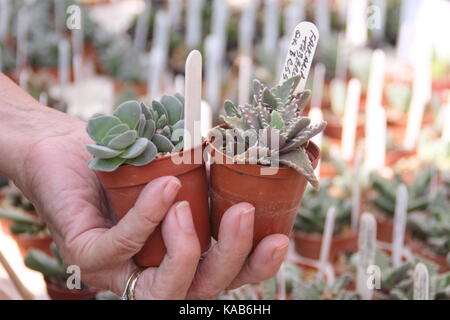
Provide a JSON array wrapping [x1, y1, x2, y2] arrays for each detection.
[[294, 181, 351, 234], [86, 95, 185, 172], [212, 75, 327, 188], [370, 169, 433, 217]]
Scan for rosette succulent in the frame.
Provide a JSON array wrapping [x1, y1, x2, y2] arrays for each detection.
[[211, 75, 327, 188], [86, 95, 185, 172]]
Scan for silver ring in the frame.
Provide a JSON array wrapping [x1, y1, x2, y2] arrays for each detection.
[[120, 268, 144, 300]]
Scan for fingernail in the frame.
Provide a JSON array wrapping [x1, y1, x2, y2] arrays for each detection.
[[163, 179, 181, 203], [176, 201, 195, 233], [272, 244, 288, 262], [239, 207, 254, 233]]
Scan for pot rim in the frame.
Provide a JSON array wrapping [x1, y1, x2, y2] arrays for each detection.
[[207, 131, 320, 178], [293, 228, 357, 242], [95, 141, 206, 188]]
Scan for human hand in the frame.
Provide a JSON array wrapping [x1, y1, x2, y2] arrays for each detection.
[[2, 76, 289, 299]]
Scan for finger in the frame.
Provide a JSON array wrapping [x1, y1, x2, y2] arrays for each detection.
[[136, 201, 201, 300], [227, 234, 289, 290], [187, 203, 255, 299], [68, 176, 181, 270]]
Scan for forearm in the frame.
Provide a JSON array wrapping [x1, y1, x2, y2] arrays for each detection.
[[0, 73, 84, 186]]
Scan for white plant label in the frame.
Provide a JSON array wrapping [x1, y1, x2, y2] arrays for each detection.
[[309, 107, 323, 179], [184, 50, 203, 151], [345, 0, 368, 48], [284, 0, 305, 38], [315, 0, 330, 38], [351, 145, 363, 230], [186, 0, 204, 48], [280, 22, 319, 94], [392, 184, 408, 268], [0, 0, 11, 42], [238, 55, 253, 106], [205, 35, 222, 113], [341, 78, 362, 161], [276, 262, 286, 300], [357, 212, 377, 300], [263, 0, 279, 57], [58, 39, 70, 86], [133, 1, 151, 51], [413, 263, 429, 300], [201, 101, 212, 138], [238, 0, 259, 56], [317, 206, 336, 279], [310, 63, 326, 109]]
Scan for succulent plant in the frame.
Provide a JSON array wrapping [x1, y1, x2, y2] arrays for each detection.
[[369, 169, 433, 217], [292, 273, 359, 300], [25, 244, 92, 290], [86, 96, 185, 172], [0, 208, 47, 235], [294, 181, 351, 234], [408, 190, 450, 259], [211, 75, 327, 188]]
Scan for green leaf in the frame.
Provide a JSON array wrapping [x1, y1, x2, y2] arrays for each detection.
[[24, 249, 65, 277], [152, 100, 168, 119], [107, 130, 137, 149], [126, 141, 157, 166], [161, 95, 183, 125], [161, 125, 172, 138], [224, 100, 239, 117], [86, 144, 122, 159], [86, 115, 121, 142], [137, 114, 146, 136], [104, 123, 130, 137], [120, 138, 149, 159], [156, 114, 168, 129], [140, 102, 152, 120], [173, 141, 184, 152], [174, 93, 185, 105], [262, 88, 278, 109], [142, 119, 156, 140], [0, 209, 39, 225], [270, 111, 285, 130], [113, 100, 141, 129], [280, 148, 319, 189], [152, 134, 175, 152], [220, 115, 249, 130], [172, 119, 184, 131], [88, 157, 126, 172]]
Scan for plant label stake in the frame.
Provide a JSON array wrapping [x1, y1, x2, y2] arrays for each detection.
[[263, 0, 279, 57], [205, 35, 222, 114], [370, 0, 387, 42], [357, 212, 377, 300], [0, 0, 11, 43], [309, 107, 323, 180], [311, 63, 326, 109], [133, 0, 151, 51], [39, 92, 48, 106], [168, 0, 182, 31], [351, 145, 363, 230], [442, 92, 450, 142], [15, 7, 29, 72], [186, 0, 204, 48], [365, 49, 385, 131], [148, 47, 164, 100], [211, 0, 229, 55], [58, 39, 70, 86], [184, 50, 203, 152], [284, 0, 305, 39], [276, 262, 286, 300], [335, 33, 347, 80], [54, 0, 65, 36], [345, 0, 368, 48], [341, 78, 362, 162], [413, 262, 429, 300], [314, 0, 330, 39], [317, 206, 336, 280], [71, 27, 84, 83], [238, 0, 259, 56], [238, 55, 252, 106], [392, 184, 408, 268], [403, 59, 431, 151], [279, 22, 319, 94], [201, 101, 212, 138]]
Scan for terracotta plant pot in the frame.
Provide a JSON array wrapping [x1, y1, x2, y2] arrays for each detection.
[[409, 240, 449, 273], [375, 215, 411, 244], [45, 279, 98, 300], [95, 143, 210, 267], [209, 141, 320, 247], [293, 229, 358, 261], [13, 234, 53, 258], [386, 149, 416, 167]]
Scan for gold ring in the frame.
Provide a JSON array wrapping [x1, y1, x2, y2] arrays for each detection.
[[120, 268, 144, 300]]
